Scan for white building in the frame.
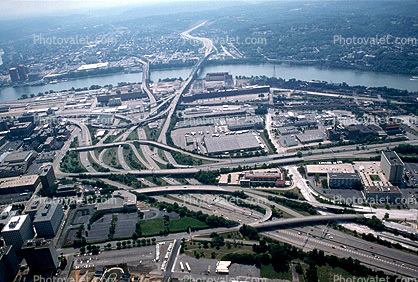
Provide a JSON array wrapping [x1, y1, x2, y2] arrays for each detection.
[[1, 214, 34, 250]]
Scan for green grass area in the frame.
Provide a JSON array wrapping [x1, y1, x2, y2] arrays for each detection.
[[140, 217, 208, 237], [316, 264, 372, 281], [174, 177, 188, 185], [103, 130, 125, 144], [127, 130, 139, 141], [158, 148, 168, 162], [88, 153, 110, 172], [154, 160, 167, 169], [133, 142, 149, 165], [184, 240, 254, 260], [259, 187, 304, 200], [260, 264, 292, 280], [87, 125, 102, 145], [145, 176, 169, 186], [370, 174, 381, 181], [107, 273, 117, 282], [171, 150, 213, 166], [102, 148, 122, 169], [94, 149, 102, 159], [144, 124, 162, 142], [259, 129, 276, 154], [70, 136, 79, 148], [60, 151, 87, 173], [118, 118, 132, 125], [123, 145, 146, 169]]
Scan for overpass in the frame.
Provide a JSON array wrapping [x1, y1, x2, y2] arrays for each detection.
[[251, 214, 365, 229], [137, 58, 156, 106], [70, 139, 220, 162], [132, 185, 236, 195]]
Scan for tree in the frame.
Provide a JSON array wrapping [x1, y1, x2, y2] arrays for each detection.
[[384, 213, 389, 220]]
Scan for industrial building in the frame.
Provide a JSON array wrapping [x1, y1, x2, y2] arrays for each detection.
[[96, 190, 137, 213], [203, 133, 262, 155], [21, 239, 59, 273], [0, 245, 19, 282], [205, 72, 233, 82], [226, 116, 263, 131], [380, 151, 404, 184], [306, 164, 355, 176], [97, 91, 146, 104], [327, 173, 361, 189], [33, 202, 64, 237], [364, 185, 402, 203], [1, 214, 35, 250], [277, 126, 299, 135], [182, 86, 270, 103], [0, 150, 37, 177], [240, 170, 285, 187], [295, 132, 324, 144], [282, 135, 298, 147], [344, 124, 380, 140], [0, 174, 40, 195]]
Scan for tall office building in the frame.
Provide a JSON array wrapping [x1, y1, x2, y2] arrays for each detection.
[[381, 151, 404, 184], [21, 239, 59, 273], [9, 68, 19, 82], [33, 202, 63, 237], [0, 246, 19, 282], [17, 64, 27, 81], [1, 215, 34, 251]]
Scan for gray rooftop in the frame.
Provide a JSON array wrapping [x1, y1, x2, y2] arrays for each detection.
[[33, 202, 61, 222], [3, 151, 35, 164], [204, 133, 261, 154], [382, 151, 404, 166]]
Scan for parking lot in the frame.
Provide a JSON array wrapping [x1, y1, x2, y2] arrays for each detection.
[[88, 212, 139, 242], [73, 245, 156, 270], [173, 256, 260, 280], [404, 163, 418, 188]]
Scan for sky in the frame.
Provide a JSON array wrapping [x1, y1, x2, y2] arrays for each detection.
[[0, 0, 253, 19]]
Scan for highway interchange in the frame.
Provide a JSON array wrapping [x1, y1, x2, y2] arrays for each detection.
[[31, 22, 418, 279]]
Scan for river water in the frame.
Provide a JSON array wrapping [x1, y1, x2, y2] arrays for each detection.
[[0, 63, 416, 102]]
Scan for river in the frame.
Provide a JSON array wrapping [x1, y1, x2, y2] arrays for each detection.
[[0, 63, 416, 102]]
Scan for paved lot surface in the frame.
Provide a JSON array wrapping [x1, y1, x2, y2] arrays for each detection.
[[173, 256, 259, 280], [114, 213, 139, 238]]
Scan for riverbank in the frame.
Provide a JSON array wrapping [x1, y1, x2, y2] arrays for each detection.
[[0, 62, 417, 103]]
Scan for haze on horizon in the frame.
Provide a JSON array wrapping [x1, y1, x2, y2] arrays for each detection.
[[0, 0, 259, 19]]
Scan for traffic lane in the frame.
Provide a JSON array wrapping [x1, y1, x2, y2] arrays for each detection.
[[303, 225, 418, 267], [264, 230, 418, 278], [281, 227, 418, 272]]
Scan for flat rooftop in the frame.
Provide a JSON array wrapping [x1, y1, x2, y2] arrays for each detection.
[[33, 202, 61, 222], [364, 185, 402, 194], [382, 151, 404, 166], [2, 214, 29, 232], [3, 150, 34, 163], [0, 175, 40, 189], [306, 164, 355, 175], [204, 133, 261, 154]]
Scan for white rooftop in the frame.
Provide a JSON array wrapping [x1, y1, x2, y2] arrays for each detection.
[[2, 214, 29, 232]]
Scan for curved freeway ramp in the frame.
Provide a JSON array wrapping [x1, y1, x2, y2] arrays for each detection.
[[251, 214, 365, 229]]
